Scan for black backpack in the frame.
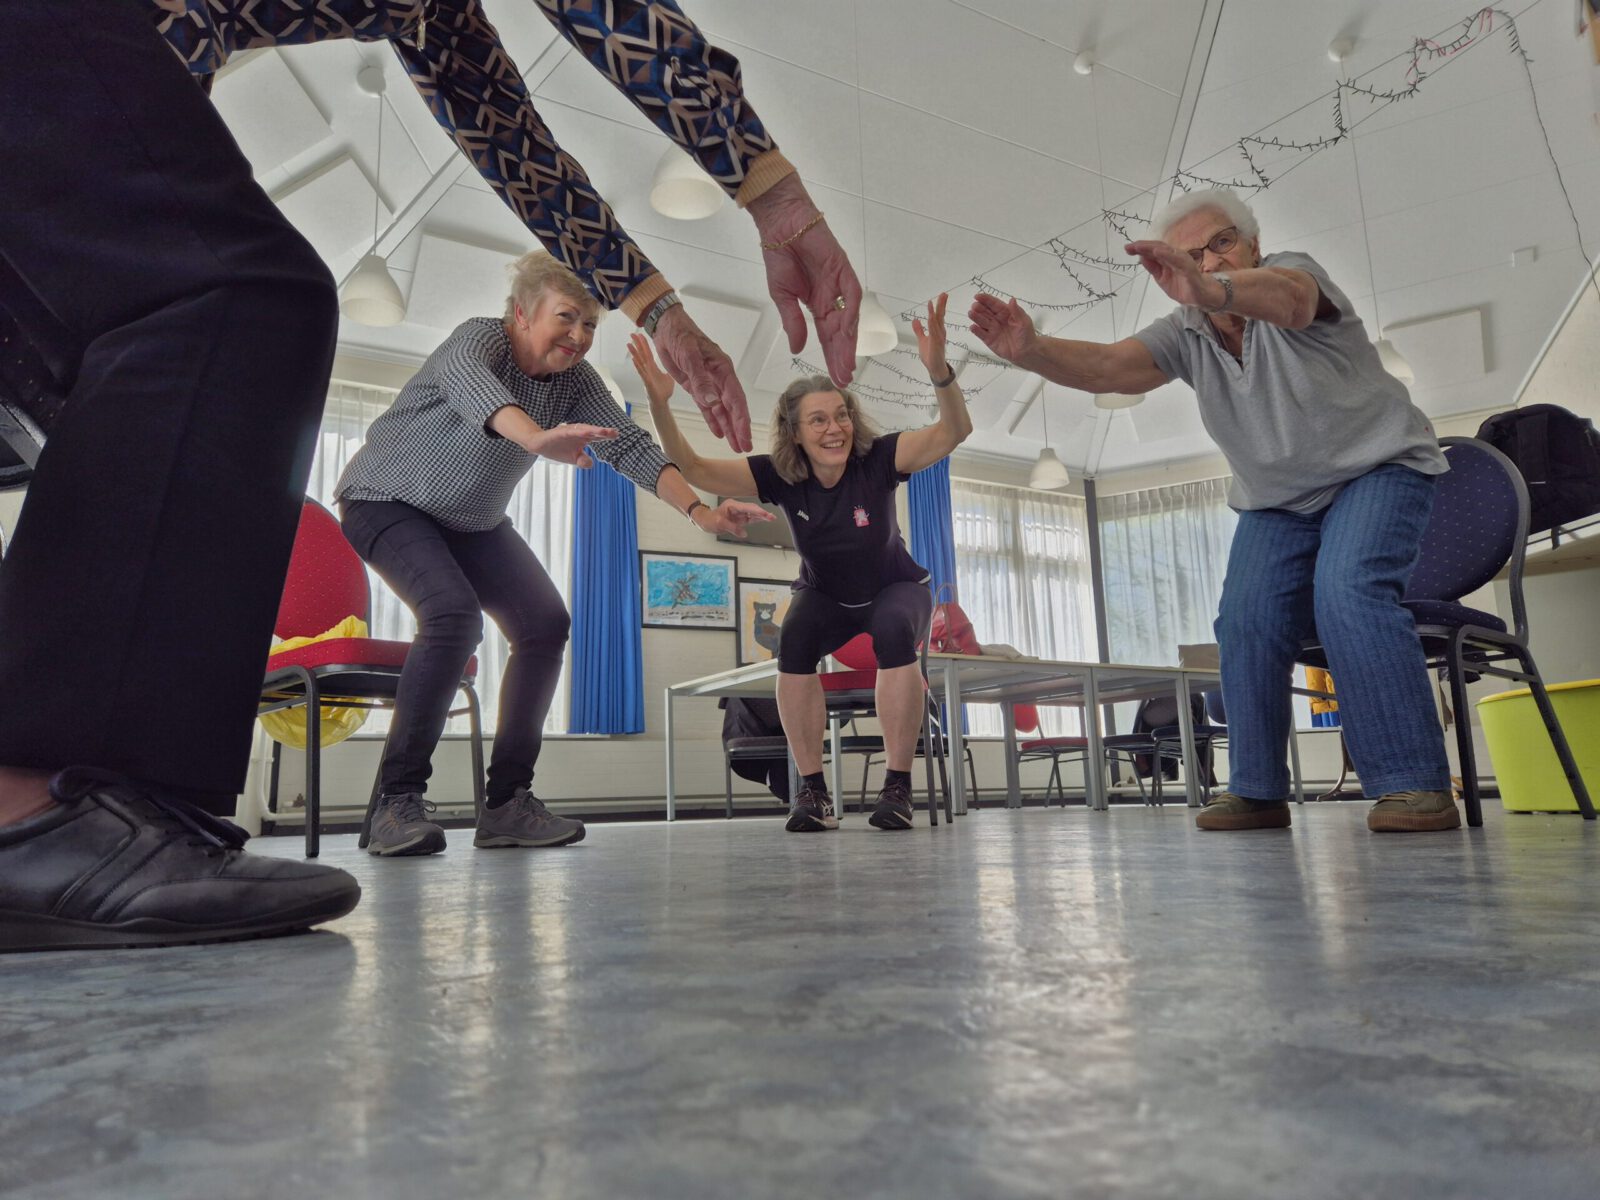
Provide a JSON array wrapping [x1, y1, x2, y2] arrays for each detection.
[[1474, 404, 1600, 535]]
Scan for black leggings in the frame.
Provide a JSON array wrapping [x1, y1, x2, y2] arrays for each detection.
[[776, 581, 934, 674], [341, 500, 569, 802]]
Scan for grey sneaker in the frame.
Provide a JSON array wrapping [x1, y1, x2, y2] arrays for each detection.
[[785, 780, 838, 832], [474, 788, 586, 848], [1195, 792, 1291, 831], [1368, 790, 1460, 832], [868, 777, 914, 830], [367, 792, 447, 857]]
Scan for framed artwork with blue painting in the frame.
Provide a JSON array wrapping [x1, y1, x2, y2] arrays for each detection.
[[737, 578, 793, 665], [639, 551, 737, 630]]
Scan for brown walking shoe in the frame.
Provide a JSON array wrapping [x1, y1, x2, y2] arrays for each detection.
[[1195, 792, 1291, 831], [1367, 790, 1460, 832]]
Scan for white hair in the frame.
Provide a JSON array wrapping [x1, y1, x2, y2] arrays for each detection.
[[1149, 188, 1260, 243], [503, 250, 598, 322]]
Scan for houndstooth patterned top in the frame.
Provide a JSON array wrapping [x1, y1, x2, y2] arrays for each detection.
[[335, 318, 671, 530], [149, 0, 787, 315]]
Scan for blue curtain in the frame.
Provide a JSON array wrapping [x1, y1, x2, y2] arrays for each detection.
[[909, 457, 958, 603], [568, 451, 644, 734]]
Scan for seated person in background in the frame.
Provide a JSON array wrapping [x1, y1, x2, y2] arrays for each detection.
[[337, 252, 770, 857], [720, 697, 790, 805], [630, 295, 973, 832]]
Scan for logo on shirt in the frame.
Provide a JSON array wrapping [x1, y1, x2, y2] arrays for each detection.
[[796, 509, 809, 521], [853, 505, 870, 528]]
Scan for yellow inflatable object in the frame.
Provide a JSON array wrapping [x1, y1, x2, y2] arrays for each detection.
[[258, 616, 372, 749], [1304, 666, 1338, 714]]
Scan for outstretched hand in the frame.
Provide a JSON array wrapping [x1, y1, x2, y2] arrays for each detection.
[[1125, 239, 1217, 309], [626, 332, 675, 408], [749, 174, 862, 387], [652, 304, 753, 453], [699, 499, 775, 540], [967, 292, 1037, 364], [527, 423, 618, 469], [912, 293, 950, 378]]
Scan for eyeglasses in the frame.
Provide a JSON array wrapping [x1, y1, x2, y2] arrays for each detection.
[[802, 413, 852, 432], [1184, 226, 1239, 265]]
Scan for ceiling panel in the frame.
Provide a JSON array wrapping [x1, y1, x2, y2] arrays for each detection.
[[959, 0, 1206, 95]]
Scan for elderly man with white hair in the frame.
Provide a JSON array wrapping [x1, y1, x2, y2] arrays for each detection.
[[970, 188, 1457, 834]]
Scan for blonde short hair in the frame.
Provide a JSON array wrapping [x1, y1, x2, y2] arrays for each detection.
[[768, 376, 879, 485], [504, 251, 598, 321]]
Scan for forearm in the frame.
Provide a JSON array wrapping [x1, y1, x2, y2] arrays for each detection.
[[648, 399, 699, 475], [933, 376, 974, 444], [654, 466, 705, 518], [487, 405, 544, 451], [390, 1, 660, 311], [534, 0, 787, 207], [1200, 268, 1319, 329], [1015, 337, 1123, 393]]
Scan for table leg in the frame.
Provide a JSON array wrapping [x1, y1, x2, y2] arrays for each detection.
[[1084, 669, 1107, 811], [664, 687, 677, 821], [943, 659, 967, 816], [828, 715, 843, 813], [1176, 675, 1202, 808], [1002, 701, 1021, 809]]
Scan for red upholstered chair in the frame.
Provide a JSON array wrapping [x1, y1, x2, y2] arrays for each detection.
[[258, 499, 484, 857]]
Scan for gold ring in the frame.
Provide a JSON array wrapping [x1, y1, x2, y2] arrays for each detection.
[[832, 296, 847, 311]]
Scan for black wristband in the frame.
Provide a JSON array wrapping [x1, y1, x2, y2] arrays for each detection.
[[684, 499, 708, 523], [930, 366, 957, 388]]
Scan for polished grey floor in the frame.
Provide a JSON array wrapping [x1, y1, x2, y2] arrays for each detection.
[[3, 803, 1599, 1199]]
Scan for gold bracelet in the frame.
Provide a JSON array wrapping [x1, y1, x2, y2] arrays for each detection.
[[759, 211, 825, 251]]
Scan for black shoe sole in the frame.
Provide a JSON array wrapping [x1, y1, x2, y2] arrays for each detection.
[[474, 824, 587, 848], [367, 827, 448, 857], [784, 812, 837, 832], [868, 805, 914, 830], [0, 890, 361, 953]]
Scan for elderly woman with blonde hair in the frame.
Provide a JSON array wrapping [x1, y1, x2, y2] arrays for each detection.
[[630, 295, 973, 833], [337, 252, 770, 857], [971, 187, 1456, 835]]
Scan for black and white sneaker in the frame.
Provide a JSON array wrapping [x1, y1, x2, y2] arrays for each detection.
[[784, 781, 839, 832], [868, 778, 915, 830]]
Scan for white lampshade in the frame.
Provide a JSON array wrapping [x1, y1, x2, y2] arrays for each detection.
[[1028, 448, 1071, 490], [340, 254, 406, 326], [855, 291, 898, 358], [650, 148, 725, 220], [1094, 392, 1145, 409], [1376, 336, 1415, 384]]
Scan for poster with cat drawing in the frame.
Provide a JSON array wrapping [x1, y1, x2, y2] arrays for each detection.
[[737, 578, 793, 665]]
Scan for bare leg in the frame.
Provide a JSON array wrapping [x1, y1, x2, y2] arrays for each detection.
[[776, 672, 827, 775], [875, 663, 924, 772], [0, 765, 56, 827]]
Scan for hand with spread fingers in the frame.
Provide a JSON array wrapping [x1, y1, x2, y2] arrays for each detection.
[[967, 292, 1038, 365], [525, 423, 618, 470], [1125, 238, 1220, 310], [698, 498, 776, 539], [912, 292, 951, 380]]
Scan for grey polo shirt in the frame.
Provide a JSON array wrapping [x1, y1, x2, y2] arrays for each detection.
[[337, 318, 672, 532], [1131, 251, 1446, 512]]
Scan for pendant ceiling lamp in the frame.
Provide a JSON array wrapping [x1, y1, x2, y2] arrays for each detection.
[[340, 62, 406, 327]]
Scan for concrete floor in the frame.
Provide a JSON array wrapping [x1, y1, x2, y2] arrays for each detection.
[[3, 804, 1598, 1199]]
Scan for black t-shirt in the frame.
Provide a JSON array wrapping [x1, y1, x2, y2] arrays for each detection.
[[747, 432, 929, 606]]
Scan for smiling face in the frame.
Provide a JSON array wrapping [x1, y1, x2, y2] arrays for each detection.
[[792, 388, 854, 473], [1165, 207, 1261, 274], [506, 288, 599, 377]]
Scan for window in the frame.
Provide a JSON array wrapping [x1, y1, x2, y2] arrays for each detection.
[[304, 382, 574, 735], [950, 480, 1097, 736], [1097, 478, 1236, 668]]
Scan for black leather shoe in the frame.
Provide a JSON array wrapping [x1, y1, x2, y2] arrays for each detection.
[[0, 768, 361, 953]]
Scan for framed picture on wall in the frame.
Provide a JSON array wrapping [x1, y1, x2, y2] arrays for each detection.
[[737, 578, 794, 665], [639, 550, 738, 630]]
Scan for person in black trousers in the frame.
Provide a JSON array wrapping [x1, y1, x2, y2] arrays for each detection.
[[0, 0, 361, 952]]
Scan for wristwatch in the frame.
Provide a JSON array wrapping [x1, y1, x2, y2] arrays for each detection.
[[1204, 272, 1234, 314], [641, 290, 682, 337]]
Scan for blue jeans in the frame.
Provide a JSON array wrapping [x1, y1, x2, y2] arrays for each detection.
[[1216, 464, 1451, 800]]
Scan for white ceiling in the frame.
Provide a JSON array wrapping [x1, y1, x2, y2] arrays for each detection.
[[211, 0, 1600, 480]]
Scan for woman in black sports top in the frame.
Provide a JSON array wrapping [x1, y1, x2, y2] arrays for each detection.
[[630, 295, 973, 833]]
